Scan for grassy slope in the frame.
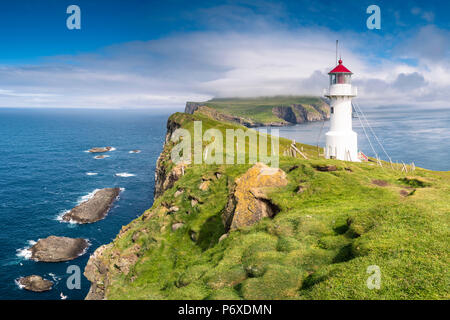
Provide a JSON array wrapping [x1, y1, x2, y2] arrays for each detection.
[[192, 96, 326, 124], [101, 113, 449, 300]]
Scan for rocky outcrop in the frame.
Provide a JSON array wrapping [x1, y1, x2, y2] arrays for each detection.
[[185, 102, 202, 114], [222, 163, 288, 231], [155, 161, 189, 200], [18, 275, 53, 292], [273, 102, 330, 125], [84, 244, 111, 300], [85, 237, 141, 299], [154, 117, 185, 199], [31, 236, 89, 262], [62, 188, 121, 224], [272, 106, 297, 124], [88, 147, 113, 153]]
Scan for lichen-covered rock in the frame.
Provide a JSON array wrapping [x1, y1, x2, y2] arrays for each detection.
[[18, 275, 53, 292], [223, 163, 288, 231]]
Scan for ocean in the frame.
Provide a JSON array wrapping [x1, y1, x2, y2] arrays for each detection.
[[0, 105, 448, 300], [0, 108, 170, 300]]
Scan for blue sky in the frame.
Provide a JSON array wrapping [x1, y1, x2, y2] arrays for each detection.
[[0, 0, 448, 108]]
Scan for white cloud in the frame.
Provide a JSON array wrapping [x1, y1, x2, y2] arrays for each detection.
[[0, 25, 448, 109]]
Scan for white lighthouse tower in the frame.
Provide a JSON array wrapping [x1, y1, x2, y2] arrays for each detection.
[[324, 59, 359, 162]]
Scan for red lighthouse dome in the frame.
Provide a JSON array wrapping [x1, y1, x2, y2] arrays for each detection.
[[328, 59, 353, 85], [328, 59, 353, 74]]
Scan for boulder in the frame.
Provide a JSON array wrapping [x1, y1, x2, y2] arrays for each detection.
[[172, 223, 184, 231], [31, 236, 89, 262], [199, 180, 211, 191], [62, 188, 121, 224], [88, 147, 113, 153], [168, 206, 179, 214], [94, 155, 108, 159], [223, 163, 288, 231], [18, 275, 53, 292]]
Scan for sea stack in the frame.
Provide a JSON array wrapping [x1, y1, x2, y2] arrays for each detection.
[[18, 275, 53, 292], [62, 188, 121, 224], [31, 236, 89, 262]]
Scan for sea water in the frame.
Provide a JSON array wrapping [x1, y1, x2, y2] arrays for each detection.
[[0, 108, 169, 300]]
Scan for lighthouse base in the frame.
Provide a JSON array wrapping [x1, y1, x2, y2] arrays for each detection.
[[325, 131, 360, 162]]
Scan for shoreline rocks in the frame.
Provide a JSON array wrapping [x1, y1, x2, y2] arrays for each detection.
[[88, 147, 113, 153], [94, 155, 109, 159], [62, 188, 121, 224], [31, 236, 89, 262], [18, 275, 53, 292]]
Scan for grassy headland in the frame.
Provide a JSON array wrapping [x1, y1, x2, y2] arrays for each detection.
[[186, 96, 330, 127], [84, 110, 449, 300]]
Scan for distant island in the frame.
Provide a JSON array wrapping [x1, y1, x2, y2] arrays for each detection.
[[185, 96, 330, 127], [84, 97, 449, 300]]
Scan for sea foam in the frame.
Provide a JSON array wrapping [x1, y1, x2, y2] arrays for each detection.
[[16, 240, 37, 260], [115, 173, 136, 177]]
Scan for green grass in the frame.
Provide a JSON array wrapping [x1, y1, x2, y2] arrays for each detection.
[[189, 96, 327, 124], [98, 112, 450, 300]]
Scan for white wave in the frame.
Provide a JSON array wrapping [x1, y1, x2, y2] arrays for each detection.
[[56, 209, 70, 223], [15, 278, 24, 289], [16, 240, 37, 260], [115, 173, 136, 178], [129, 150, 141, 154], [109, 147, 117, 151], [86, 172, 98, 176], [77, 189, 101, 205]]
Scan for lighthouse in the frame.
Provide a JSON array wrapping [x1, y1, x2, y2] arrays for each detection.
[[324, 59, 359, 162]]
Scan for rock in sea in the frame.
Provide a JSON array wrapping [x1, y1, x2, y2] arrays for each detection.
[[18, 275, 53, 292], [30, 236, 89, 262], [62, 188, 121, 224], [88, 146, 113, 153]]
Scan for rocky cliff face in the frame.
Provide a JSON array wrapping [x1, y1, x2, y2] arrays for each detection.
[[273, 101, 330, 124], [153, 116, 182, 199]]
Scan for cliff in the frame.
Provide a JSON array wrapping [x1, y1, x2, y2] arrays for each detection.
[[185, 96, 330, 127], [84, 111, 450, 300]]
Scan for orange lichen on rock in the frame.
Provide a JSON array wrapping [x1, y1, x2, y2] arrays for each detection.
[[226, 163, 288, 231]]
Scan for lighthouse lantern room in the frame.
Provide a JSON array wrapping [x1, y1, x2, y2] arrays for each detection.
[[324, 59, 359, 162]]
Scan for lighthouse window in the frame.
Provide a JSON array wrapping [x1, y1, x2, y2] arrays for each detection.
[[331, 107, 334, 114], [330, 74, 351, 84]]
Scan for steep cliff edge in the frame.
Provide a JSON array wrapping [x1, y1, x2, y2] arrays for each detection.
[[185, 96, 330, 127], [84, 112, 449, 300]]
